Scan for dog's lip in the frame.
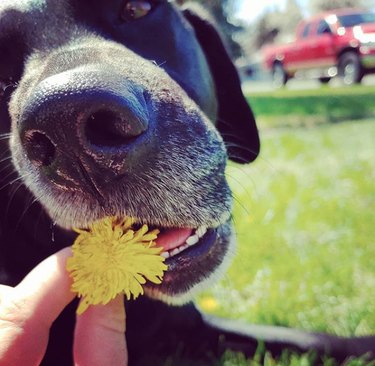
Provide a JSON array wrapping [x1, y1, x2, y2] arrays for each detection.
[[163, 228, 217, 269]]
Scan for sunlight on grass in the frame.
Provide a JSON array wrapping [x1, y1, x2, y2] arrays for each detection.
[[218, 349, 375, 366], [246, 85, 375, 127], [198, 119, 375, 338]]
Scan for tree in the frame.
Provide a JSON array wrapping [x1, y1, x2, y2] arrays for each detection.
[[251, 11, 281, 49], [281, 0, 303, 37], [241, 0, 303, 52], [309, 0, 371, 13], [177, 0, 244, 58]]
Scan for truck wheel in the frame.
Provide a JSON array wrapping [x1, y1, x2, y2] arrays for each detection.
[[338, 52, 363, 85], [319, 77, 331, 84], [272, 63, 288, 88]]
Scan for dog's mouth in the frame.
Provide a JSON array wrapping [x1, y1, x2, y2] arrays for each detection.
[[154, 226, 208, 259], [110, 220, 225, 269], [71, 217, 232, 305], [129, 219, 233, 304]]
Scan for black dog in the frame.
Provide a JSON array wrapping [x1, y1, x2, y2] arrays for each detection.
[[0, 0, 374, 364]]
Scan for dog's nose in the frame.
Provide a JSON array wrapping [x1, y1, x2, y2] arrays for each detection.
[[20, 69, 149, 169]]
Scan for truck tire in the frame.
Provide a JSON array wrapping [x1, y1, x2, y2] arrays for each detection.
[[338, 52, 363, 85], [272, 63, 288, 88], [319, 77, 331, 84]]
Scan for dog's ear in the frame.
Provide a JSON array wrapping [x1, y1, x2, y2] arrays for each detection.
[[182, 6, 260, 163]]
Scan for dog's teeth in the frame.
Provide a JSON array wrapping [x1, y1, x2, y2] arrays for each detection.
[[196, 226, 207, 238], [170, 248, 181, 257], [165, 228, 208, 259], [179, 243, 189, 252], [168, 243, 190, 258], [186, 235, 199, 246]]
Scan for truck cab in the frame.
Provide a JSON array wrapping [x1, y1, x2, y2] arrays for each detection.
[[263, 8, 375, 86]]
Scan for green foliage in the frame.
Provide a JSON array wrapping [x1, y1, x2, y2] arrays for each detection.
[[178, 0, 244, 57], [244, 0, 303, 50], [309, 0, 372, 14]]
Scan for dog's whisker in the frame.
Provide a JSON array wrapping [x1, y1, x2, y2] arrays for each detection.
[[0, 135, 11, 141], [7, 179, 25, 200], [216, 117, 235, 128], [0, 147, 12, 159], [225, 173, 254, 205], [4, 177, 34, 224], [156, 60, 167, 67], [4, 183, 24, 220], [231, 192, 251, 217], [0, 171, 32, 192], [225, 147, 276, 172], [0, 155, 13, 164], [13, 196, 39, 235], [0, 170, 19, 189], [222, 142, 260, 161], [222, 138, 259, 154], [226, 162, 257, 181], [0, 162, 15, 176], [32, 206, 46, 241]]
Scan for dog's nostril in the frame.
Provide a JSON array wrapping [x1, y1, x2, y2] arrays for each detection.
[[85, 109, 146, 148], [24, 131, 56, 167]]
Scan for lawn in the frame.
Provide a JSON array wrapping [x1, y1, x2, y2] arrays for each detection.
[[196, 86, 375, 364], [246, 85, 375, 127]]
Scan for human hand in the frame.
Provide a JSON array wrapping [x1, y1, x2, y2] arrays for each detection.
[[0, 247, 127, 366]]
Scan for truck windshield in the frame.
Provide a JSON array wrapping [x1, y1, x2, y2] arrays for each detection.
[[338, 13, 375, 27]]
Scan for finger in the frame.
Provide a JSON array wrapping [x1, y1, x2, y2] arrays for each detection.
[[0, 285, 13, 305], [74, 295, 127, 366], [0, 247, 75, 366], [14, 246, 75, 326]]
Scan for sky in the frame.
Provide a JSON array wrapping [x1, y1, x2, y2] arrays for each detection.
[[235, 0, 309, 23]]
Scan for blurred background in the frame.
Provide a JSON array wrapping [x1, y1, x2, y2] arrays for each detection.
[[176, 1, 375, 364], [179, 0, 375, 88]]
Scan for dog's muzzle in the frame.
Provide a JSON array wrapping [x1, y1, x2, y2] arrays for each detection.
[[19, 67, 150, 192]]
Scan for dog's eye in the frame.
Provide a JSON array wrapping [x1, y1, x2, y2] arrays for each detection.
[[121, 0, 153, 21]]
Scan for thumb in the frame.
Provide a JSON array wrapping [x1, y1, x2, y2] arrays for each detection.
[[0, 247, 75, 366]]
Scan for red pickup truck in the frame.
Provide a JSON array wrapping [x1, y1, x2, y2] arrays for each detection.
[[262, 8, 375, 86]]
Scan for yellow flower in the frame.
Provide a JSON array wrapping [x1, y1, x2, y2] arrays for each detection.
[[66, 216, 168, 315], [199, 296, 219, 312]]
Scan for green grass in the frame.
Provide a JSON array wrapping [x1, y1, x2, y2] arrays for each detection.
[[219, 349, 375, 366], [246, 85, 375, 127], [201, 119, 375, 335], [195, 86, 375, 365]]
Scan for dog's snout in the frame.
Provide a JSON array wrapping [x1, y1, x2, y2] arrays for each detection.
[[20, 69, 149, 171]]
